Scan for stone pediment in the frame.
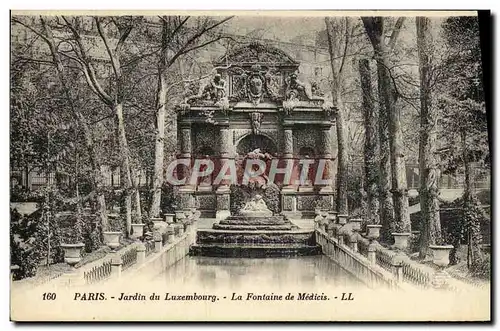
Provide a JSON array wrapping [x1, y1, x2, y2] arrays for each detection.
[[177, 42, 333, 116], [215, 42, 299, 68]]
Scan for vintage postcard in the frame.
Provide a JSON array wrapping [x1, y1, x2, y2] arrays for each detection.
[[9, 10, 491, 322]]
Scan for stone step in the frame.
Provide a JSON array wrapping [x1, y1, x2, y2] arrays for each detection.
[[212, 223, 294, 231], [219, 218, 290, 226], [189, 243, 322, 258], [196, 229, 315, 245]]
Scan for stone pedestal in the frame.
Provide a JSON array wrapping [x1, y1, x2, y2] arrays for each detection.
[[136, 243, 146, 265], [164, 213, 175, 224], [215, 192, 230, 221], [110, 253, 123, 278]]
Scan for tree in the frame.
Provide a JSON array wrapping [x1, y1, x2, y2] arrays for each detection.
[[416, 17, 443, 257], [362, 17, 410, 240], [438, 16, 488, 267], [149, 16, 232, 218], [324, 17, 352, 215], [358, 58, 380, 225], [57, 16, 140, 235], [11, 16, 110, 229]]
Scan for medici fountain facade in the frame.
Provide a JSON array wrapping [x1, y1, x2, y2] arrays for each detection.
[[174, 43, 338, 257]]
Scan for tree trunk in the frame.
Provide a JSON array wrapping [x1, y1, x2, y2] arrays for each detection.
[[359, 59, 380, 224], [362, 17, 395, 241], [362, 17, 411, 241], [150, 19, 169, 218], [150, 72, 167, 218], [115, 103, 133, 236], [325, 17, 349, 214], [417, 17, 442, 258], [462, 130, 475, 268], [131, 167, 142, 222], [335, 105, 349, 214]]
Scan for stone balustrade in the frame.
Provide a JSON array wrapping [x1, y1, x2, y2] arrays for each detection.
[[316, 214, 477, 291]]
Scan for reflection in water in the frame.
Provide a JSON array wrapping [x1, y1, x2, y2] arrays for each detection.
[[156, 256, 364, 291]]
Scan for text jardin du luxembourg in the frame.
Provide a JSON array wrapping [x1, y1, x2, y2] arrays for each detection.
[[74, 292, 354, 302], [107, 292, 346, 302]]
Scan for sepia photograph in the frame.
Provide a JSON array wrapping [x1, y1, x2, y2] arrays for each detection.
[[9, 10, 491, 322]]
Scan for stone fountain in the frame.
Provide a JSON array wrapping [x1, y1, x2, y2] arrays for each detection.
[[190, 193, 321, 258]]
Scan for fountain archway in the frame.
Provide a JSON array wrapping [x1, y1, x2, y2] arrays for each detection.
[[236, 133, 277, 156]]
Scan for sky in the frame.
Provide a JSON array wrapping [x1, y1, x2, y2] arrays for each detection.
[[224, 16, 325, 43]]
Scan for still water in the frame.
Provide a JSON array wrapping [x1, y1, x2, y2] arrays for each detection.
[[155, 255, 364, 291]]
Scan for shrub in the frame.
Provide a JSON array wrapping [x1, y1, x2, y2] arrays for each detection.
[[263, 183, 280, 214], [10, 208, 46, 280], [160, 184, 176, 213], [470, 253, 490, 280], [81, 213, 101, 253], [229, 185, 246, 214]]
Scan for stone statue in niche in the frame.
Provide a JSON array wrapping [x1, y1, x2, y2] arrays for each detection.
[[239, 194, 273, 217], [250, 112, 263, 135]]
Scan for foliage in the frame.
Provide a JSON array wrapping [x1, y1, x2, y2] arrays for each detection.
[[10, 208, 52, 280], [160, 184, 177, 213], [229, 185, 246, 215], [440, 194, 488, 267], [346, 165, 364, 213], [81, 212, 101, 253], [438, 16, 489, 176], [470, 253, 490, 280], [263, 183, 281, 214]]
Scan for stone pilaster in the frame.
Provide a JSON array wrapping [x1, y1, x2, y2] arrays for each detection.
[[283, 127, 294, 159]]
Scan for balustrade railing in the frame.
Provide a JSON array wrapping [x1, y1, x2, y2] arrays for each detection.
[[316, 222, 440, 289], [375, 248, 396, 273], [401, 260, 431, 288], [145, 240, 155, 256], [122, 247, 138, 271], [84, 260, 112, 284]]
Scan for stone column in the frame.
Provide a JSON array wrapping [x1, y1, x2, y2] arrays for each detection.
[[283, 128, 294, 159], [217, 125, 232, 194], [319, 126, 334, 194], [281, 127, 296, 213], [180, 126, 192, 158], [178, 125, 193, 193]]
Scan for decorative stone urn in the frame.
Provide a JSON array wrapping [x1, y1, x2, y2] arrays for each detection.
[[392, 232, 411, 250], [61, 243, 85, 266], [130, 223, 145, 239], [175, 210, 186, 222], [429, 244, 454, 268], [151, 218, 167, 234], [366, 224, 382, 241], [349, 218, 363, 232], [102, 231, 121, 251], [337, 214, 348, 226], [164, 213, 175, 224]]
